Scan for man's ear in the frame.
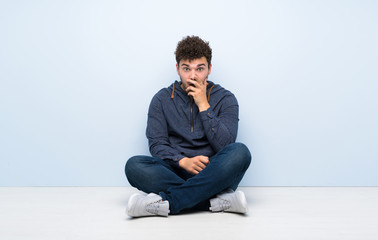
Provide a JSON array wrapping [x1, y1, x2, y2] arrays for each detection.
[[208, 64, 212, 75], [176, 63, 180, 75]]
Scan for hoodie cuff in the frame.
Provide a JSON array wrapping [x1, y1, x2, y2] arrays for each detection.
[[200, 107, 217, 129], [199, 107, 215, 121], [166, 154, 186, 168]]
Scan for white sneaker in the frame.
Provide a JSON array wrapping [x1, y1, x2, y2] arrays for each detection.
[[210, 190, 248, 214], [126, 193, 170, 217]]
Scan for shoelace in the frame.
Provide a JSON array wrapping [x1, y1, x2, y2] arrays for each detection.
[[146, 200, 163, 215], [217, 198, 231, 211]]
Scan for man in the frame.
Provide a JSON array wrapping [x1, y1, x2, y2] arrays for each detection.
[[125, 36, 251, 217]]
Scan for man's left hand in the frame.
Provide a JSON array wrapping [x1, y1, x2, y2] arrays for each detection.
[[186, 79, 210, 112]]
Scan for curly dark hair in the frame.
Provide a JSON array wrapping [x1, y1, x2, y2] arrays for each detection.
[[175, 36, 212, 67]]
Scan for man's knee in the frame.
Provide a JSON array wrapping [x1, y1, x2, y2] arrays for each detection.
[[125, 155, 147, 181], [227, 142, 252, 172], [125, 156, 137, 175]]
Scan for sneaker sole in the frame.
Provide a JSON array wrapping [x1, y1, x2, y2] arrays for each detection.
[[126, 193, 143, 217], [235, 191, 248, 213]]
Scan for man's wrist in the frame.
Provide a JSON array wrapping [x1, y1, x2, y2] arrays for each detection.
[[178, 157, 187, 165], [198, 102, 210, 112]]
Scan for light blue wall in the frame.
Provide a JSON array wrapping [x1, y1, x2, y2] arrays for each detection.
[[1, 0, 377, 186]]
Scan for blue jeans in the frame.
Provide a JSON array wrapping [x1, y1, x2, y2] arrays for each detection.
[[125, 142, 251, 214]]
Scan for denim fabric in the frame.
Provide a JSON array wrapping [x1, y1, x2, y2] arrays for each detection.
[[125, 142, 251, 214]]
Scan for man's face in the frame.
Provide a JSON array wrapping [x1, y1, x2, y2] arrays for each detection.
[[176, 57, 212, 91]]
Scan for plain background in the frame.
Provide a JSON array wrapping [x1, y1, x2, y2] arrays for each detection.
[[1, 0, 377, 187]]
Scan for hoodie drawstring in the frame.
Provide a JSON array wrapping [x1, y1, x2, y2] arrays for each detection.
[[171, 83, 175, 99], [207, 85, 215, 102]]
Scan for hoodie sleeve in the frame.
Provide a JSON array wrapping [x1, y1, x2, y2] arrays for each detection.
[[199, 93, 239, 152], [146, 94, 185, 164]]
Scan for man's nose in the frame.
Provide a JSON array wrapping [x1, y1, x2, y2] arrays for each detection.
[[190, 70, 196, 79]]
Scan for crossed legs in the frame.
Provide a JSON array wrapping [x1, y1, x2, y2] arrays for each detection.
[[125, 143, 251, 214]]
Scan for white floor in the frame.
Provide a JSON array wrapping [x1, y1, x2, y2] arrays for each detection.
[[0, 187, 377, 240]]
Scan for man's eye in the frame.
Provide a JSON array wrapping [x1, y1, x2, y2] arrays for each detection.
[[197, 68, 203, 72], [184, 68, 189, 71]]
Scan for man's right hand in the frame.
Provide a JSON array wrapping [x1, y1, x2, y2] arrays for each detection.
[[179, 156, 210, 174]]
